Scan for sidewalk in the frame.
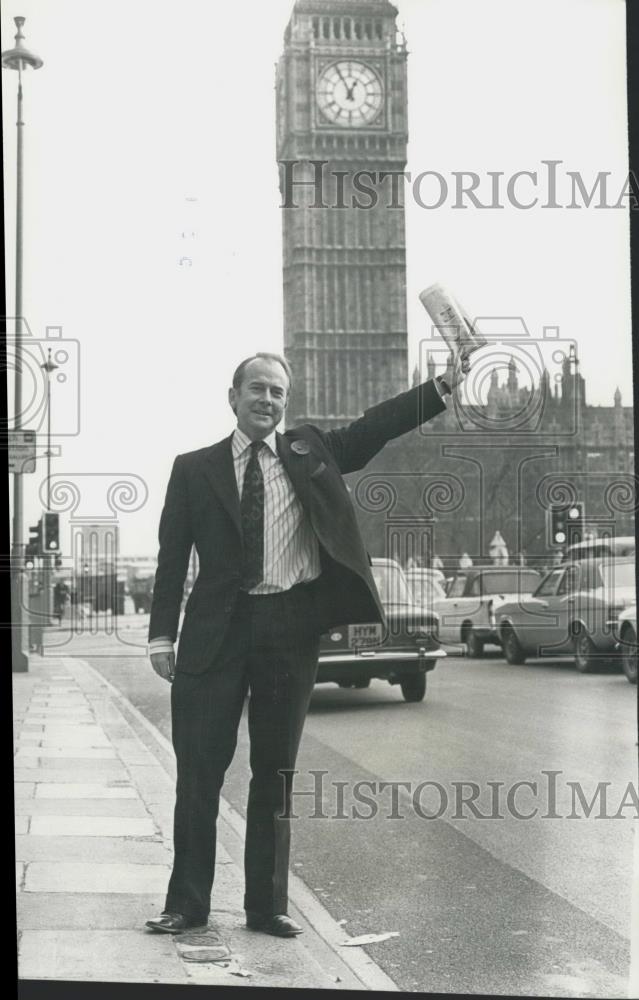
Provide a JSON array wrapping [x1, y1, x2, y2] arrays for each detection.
[[13, 653, 397, 990]]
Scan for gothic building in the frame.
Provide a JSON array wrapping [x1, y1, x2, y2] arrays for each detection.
[[277, 0, 409, 426], [349, 347, 635, 565]]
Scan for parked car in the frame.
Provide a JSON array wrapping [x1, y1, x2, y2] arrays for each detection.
[[406, 568, 447, 607], [497, 557, 636, 672], [433, 566, 541, 657], [565, 536, 635, 561], [316, 558, 445, 702], [616, 604, 637, 684]]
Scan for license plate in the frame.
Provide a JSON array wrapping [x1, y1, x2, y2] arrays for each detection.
[[348, 623, 382, 649]]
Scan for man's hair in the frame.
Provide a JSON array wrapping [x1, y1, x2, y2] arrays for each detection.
[[232, 352, 292, 391]]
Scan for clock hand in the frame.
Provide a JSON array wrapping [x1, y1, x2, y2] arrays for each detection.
[[335, 66, 357, 101], [335, 64, 354, 99]]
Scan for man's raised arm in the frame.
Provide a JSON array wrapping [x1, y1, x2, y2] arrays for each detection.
[[317, 358, 469, 475]]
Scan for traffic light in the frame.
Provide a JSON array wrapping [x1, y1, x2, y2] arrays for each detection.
[[25, 520, 42, 568], [548, 502, 584, 547], [43, 512, 60, 553]]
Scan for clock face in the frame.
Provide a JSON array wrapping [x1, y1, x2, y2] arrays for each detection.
[[316, 61, 383, 127]]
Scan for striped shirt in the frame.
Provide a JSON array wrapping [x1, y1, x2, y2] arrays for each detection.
[[148, 427, 320, 654], [232, 427, 320, 593]]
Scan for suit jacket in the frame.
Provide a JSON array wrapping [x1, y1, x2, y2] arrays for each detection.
[[149, 378, 446, 674]]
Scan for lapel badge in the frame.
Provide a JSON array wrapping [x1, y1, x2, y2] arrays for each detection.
[[290, 439, 310, 456]]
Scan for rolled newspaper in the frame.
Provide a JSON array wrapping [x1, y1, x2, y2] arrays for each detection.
[[419, 283, 487, 357]]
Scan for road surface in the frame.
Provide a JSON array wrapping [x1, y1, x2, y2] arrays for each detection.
[[40, 616, 637, 996]]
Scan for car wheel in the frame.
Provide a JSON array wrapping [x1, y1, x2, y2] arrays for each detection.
[[574, 629, 598, 673], [464, 628, 484, 658], [502, 626, 526, 665], [621, 625, 638, 684], [400, 674, 427, 702]]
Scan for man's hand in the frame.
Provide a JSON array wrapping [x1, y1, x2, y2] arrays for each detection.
[[439, 350, 471, 393], [449, 350, 471, 389], [150, 649, 175, 683]]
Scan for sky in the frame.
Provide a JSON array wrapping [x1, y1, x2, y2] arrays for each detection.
[[2, 0, 632, 554]]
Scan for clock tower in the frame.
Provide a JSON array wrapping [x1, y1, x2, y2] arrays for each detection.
[[277, 0, 409, 428]]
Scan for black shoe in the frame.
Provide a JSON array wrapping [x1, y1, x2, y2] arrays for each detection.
[[145, 911, 207, 934], [245, 912, 303, 937]]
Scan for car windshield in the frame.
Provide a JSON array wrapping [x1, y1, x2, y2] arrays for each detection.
[[535, 569, 564, 596], [372, 563, 413, 605], [448, 576, 468, 597], [598, 561, 636, 590], [480, 571, 540, 595], [409, 577, 446, 602]]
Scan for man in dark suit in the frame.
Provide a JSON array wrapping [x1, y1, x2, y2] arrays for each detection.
[[146, 351, 468, 938]]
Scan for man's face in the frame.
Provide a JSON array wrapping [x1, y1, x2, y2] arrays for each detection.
[[228, 358, 289, 440]]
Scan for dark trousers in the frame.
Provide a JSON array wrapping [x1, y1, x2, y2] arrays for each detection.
[[165, 582, 320, 921]]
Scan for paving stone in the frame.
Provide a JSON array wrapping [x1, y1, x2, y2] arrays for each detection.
[[115, 740, 158, 763], [30, 698, 88, 707], [29, 816, 156, 837], [17, 892, 168, 929], [125, 766, 173, 796], [39, 731, 111, 748], [15, 817, 29, 834], [14, 765, 130, 782], [23, 758, 127, 773], [31, 689, 86, 697], [25, 861, 171, 894], [25, 720, 96, 729], [40, 722, 105, 730], [18, 930, 188, 983], [16, 735, 42, 744], [14, 783, 35, 799], [13, 756, 40, 769], [118, 753, 159, 767], [27, 701, 92, 709], [41, 720, 104, 728], [16, 862, 25, 889], [35, 783, 138, 799], [15, 746, 116, 760], [15, 835, 173, 865], [16, 799, 149, 817], [12, 689, 33, 700], [26, 710, 94, 719], [35, 687, 79, 694]]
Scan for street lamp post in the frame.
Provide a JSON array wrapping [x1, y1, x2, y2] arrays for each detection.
[[41, 348, 58, 624], [41, 348, 58, 512], [2, 17, 44, 672]]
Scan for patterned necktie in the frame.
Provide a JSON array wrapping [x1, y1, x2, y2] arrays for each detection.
[[240, 440, 265, 591]]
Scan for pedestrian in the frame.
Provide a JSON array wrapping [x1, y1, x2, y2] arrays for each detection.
[[53, 580, 69, 625], [146, 350, 470, 938]]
